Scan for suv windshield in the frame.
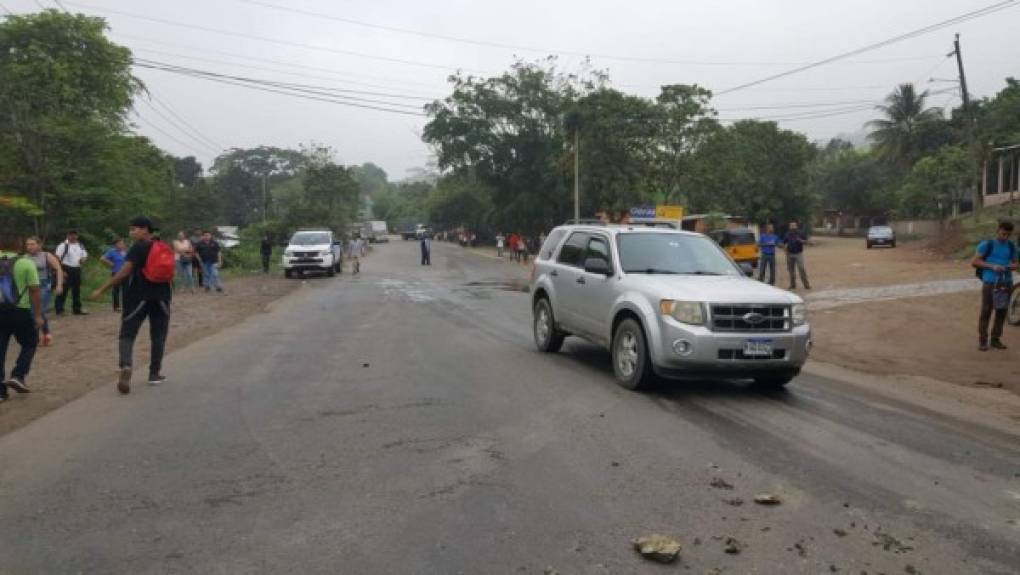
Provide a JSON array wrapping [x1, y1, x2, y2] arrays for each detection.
[[290, 232, 331, 246], [618, 233, 740, 276]]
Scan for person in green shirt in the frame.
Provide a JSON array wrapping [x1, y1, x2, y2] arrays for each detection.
[[1, 233, 44, 400]]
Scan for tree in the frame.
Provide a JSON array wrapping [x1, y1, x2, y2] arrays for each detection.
[[426, 173, 494, 232], [906, 145, 973, 218], [867, 84, 945, 170], [209, 146, 305, 226], [652, 84, 720, 205], [0, 9, 140, 237], [812, 145, 889, 230], [351, 162, 389, 197]]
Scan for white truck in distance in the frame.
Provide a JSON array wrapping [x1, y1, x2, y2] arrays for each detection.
[[282, 229, 343, 278]]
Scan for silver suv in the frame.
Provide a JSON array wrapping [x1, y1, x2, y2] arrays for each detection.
[[530, 224, 811, 390]]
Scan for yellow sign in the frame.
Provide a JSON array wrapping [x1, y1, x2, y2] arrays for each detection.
[[656, 205, 684, 220]]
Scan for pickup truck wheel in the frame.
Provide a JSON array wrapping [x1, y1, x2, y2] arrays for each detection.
[[612, 318, 655, 391], [752, 370, 798, 389], [284, 269, 293, 279], [533, 298, 565, 353], [327, 265, 336, 277]]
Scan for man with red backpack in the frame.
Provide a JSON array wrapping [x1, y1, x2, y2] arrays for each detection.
[[90, 217, 175, 394]]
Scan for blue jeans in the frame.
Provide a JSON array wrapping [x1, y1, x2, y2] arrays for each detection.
[[201, 261, 223, 291], [176, 260, 194, 290], [34, 284, 52, 335]]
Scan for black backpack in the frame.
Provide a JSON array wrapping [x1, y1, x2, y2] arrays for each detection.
[[975, 240, 1017, 278], [0, 255, 24, 310]]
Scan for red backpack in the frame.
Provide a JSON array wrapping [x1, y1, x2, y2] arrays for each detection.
[[142, 240, 176, 283]]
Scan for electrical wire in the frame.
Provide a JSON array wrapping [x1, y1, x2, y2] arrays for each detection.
[[131, 109, 214, 158], [716, 0, 1018, 95], [135, 98, 221, 155], [147, 92, 224, 151]]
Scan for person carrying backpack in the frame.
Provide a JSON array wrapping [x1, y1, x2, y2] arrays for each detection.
[[972, 220, 1018, 352], [53, 229, 88, 316], [0, 233, 44, 400], [89, 217, 175, 394]]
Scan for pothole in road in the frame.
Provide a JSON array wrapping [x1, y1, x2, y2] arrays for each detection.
[[462, 280, 530, 293]]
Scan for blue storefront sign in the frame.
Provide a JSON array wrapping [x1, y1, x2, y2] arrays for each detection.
[[630, 205, 656, 219]]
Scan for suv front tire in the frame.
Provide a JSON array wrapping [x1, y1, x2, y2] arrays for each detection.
[[533, 298, 565, 353], [612, 318, 655, 390]]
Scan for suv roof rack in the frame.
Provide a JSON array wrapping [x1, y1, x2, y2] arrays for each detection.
[[563, 219, 606, 226]]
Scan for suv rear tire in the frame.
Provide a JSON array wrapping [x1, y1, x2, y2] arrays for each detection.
[[612, 318, 655, 391], [752, 370, 798, 389], [533, 298, 565, 353]]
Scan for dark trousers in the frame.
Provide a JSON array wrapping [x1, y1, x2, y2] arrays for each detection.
[[786, 253, 811, 289], [119, 299, 170, 376], [979, 283, 1007, 344], [261, 252, 271, 273], [0, 307, 38, 383], [112, 283, 122, 311], [55, 266, 82, 313], [758, 254, 776, 285], [192, 259, 203, 287], [421, 246, 431, 265]]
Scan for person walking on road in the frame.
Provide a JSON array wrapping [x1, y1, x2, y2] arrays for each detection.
[[54, 229, 88, 315], [90, 217, 175, 394], [496, 233, 505, 258], [24, 237, 63, 347], [189, 229, 204, 288], [1, 233, 44, 400], [195, 231, 224, 293], [783, 222, 811, 290], [260, 235, 273, 274], [100, 238, 128, 312], [757, 223, 779, 285], [173, 231, 196, 294], [972, 221, 1018, 351], [420, 235, 431, 266]]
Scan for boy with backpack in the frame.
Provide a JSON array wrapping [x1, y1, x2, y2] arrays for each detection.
[[0, 233, 44, 400], [972, 220, 1018, 351], [90, 217, 175, 394]]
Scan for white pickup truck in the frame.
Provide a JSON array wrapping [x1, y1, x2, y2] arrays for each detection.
[[282, 229, 343, 278]]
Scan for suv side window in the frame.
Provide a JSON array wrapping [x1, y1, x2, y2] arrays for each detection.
[[539, 229, 567, 261], [557, 232, 590, 267], [586, 235, 612, 270]]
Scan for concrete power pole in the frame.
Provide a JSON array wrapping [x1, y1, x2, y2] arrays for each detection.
[[262, 175, 268, 224], [952, 34, 981, 217], [573, 128, 580, 224]]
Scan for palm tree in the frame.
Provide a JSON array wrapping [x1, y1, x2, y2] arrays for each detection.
[[867, 83, 944, 169]]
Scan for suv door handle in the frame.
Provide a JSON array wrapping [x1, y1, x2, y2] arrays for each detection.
[[550, 270, 559, 277], [576, 276, 586, 284]]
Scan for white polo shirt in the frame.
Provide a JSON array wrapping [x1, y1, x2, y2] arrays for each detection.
[[56, 241, 88, 268]]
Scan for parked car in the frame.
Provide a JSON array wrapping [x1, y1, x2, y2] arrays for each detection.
[[866, 226, 896, 249], [709, 227, 759, 267], [282, 229, 343, 278], [530, 223, 811, 390]]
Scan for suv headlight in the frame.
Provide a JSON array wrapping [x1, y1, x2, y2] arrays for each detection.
[[660, 300, 705, 325], [791, 303, 807, 326]]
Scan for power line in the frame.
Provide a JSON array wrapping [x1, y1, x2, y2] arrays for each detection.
[[136, 98, 221, 155], [716, 0, 1019, 95], [716, 99, 878, 112], [146, 92, 224, 151], [131, 109, 214, 158], [239, 0, 938, 68], [62, 1, 493, 74]]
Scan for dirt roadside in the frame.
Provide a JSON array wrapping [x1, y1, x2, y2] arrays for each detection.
[[0, 273, 299, 436]]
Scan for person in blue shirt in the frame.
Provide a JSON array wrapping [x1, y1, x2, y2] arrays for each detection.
[[757, 223, 779, 285], [101, 238, 128, 312], [972, 221, 1018, 351]]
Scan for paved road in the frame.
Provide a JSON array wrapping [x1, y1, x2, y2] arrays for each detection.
[[1, 241, 1018, 574]]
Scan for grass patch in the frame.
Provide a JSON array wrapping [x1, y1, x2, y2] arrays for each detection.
[[954, 201, 1020, 258]]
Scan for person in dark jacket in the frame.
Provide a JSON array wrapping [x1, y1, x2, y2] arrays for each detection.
[[783, 222, 811, 290], [260, 235, 273, 274]]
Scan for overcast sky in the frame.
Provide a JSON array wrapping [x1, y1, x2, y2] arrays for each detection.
[[7, 0, 1019, 180]]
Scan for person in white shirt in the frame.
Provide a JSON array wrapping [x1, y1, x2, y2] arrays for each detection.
[[54, 229, 89, 315], [496, 234, 505, 257]]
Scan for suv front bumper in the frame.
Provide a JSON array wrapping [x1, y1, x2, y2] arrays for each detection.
[[650, 315, 811, 378]]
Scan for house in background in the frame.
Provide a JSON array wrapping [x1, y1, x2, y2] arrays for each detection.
[[982, 143, 1020, 207]]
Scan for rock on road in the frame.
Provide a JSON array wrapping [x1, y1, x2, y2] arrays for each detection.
[[1, 240, 1018, 574]]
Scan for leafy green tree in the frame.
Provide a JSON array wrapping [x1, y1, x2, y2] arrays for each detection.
[[905, 145, 973, 218], [351, 162, 389, 197], [812, 145, 890, 229], [867, 84, 945, 170], [426, 173, 494, 232], [210, 146, 305, 226], [0, 9, 140, 237], [652, 84, 720, 204]]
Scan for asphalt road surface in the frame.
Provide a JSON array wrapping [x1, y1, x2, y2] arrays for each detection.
[[1, 240, 1018, 574]]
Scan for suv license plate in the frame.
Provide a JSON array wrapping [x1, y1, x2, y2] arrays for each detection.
[[743, 339, 773, 357]]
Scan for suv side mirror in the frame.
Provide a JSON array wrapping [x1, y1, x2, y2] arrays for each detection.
[[739, 262, 754, 277], [584, 258, 612, 276]]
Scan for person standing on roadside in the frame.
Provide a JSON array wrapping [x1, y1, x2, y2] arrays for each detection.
[[195, 231, 224, 293], [783, 222, 811, 290], [260, 235, 273, 274], [189, 228, 204, 288], [757, 223, 779, 285], [972, 221, 1018, 352], [1, 233, 44, 399], [420, 234, 431, 266], [496, 233, 505, 258], [173, 231, 196, 294], [90, 217, 175, 394], [24, 237, 63, 347], [54, 229, 88, 315], [100, 238, 128, 312]]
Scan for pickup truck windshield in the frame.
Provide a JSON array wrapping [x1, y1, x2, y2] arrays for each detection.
[[290, 232, 331, 246], [618, 233, 741, 276]]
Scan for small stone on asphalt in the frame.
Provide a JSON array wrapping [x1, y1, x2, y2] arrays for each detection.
[[754, 493, 782, 505], [710, 477, 734, 490], [633, 534, 682, 564], [723, 537, 744, 554]]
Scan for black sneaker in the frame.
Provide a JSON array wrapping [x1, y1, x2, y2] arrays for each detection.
[[147, 374, 167, 386], [991, 339, 1008, 350], [117, 367, 132, 395], [979, 342, 990, 352], [4, 377, 30, 394], [0, 382, 7, 401], [73, 310, 89, 316]]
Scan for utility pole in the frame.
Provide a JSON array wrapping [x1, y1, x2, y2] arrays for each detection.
[[951, 33, 982, 218], [573, 128, 580, 224], [262, 175, 268, 224]]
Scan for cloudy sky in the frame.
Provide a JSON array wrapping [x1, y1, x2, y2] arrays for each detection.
[[6, 0, 1019, 180]]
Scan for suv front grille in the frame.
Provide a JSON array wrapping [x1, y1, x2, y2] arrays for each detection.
[[710, 304, 790, 332], [294, 251, 319, 258]]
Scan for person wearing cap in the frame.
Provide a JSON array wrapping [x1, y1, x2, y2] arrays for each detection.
[[90, 217, 173, 394], [54, 229, 88, 316]]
